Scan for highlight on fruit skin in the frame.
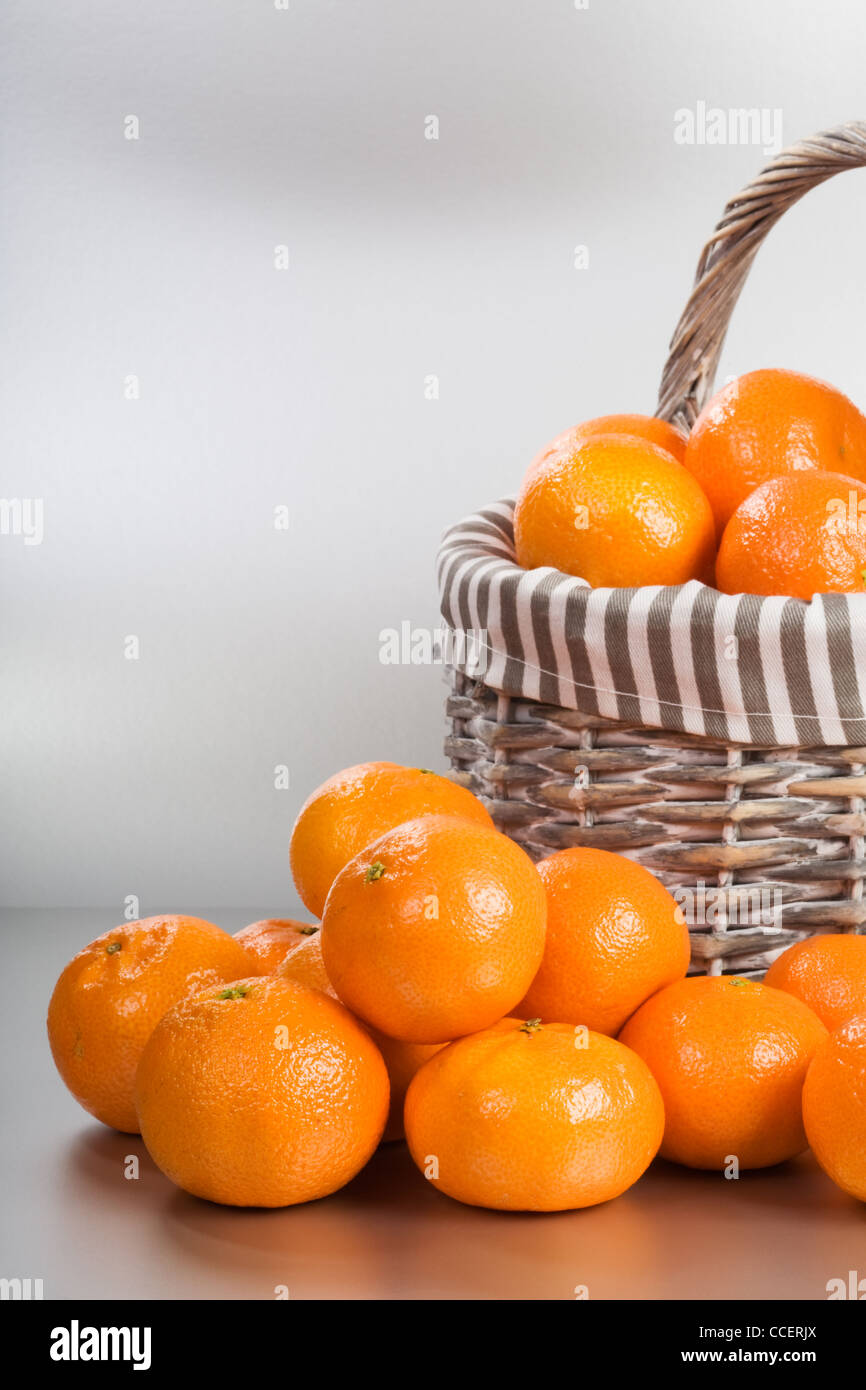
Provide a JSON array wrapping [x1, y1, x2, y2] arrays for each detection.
[[46, 915, 259, 1134], [135, 975, 390, 1207], [403, 1018, 665, 1212], [715, 470, 866, 599], [514, 433, 716, 588], [619, 975, 828, 1171], [289, 761, 494, 918]]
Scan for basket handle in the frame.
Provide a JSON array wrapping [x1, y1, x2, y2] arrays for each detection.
[[656, 121, 866, 430]]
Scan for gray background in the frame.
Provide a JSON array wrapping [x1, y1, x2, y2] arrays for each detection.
[[5, 0, 866, 916]]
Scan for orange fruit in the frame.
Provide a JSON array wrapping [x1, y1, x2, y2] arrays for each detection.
[[321, 815, 547, 1044], [404, 1017, 664, 1211], [233, 918, 320, 973], [514, 434, 716, 586], [290, 762, 493, 918], [683, 367, 866, 533], [716, 470, 866, 599], [374, 1034, 446, 1143], [276, 928, 335, 996], [277, 932, 444, 1142], [135, 975, 389, 1207], [518, 847, 690, 1034], [620, 976, 828, 1170], [802, 1014, 866, 1202], [531, 413, 688, 472], [47, 915, 256, 1133], [765, 934, 866, 1033]]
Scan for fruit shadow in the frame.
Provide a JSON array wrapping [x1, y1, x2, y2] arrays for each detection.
[[632, 1153, 866, 1299], [65, 1132, 859, 1299], [66, 1124, 166, 1198], [652, 1151, 866, 1221], [154, 1144, 681, 1300]]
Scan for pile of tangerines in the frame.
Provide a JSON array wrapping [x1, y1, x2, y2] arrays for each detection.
[[48, 763, 866, 1212], [514, 367, 866, 598]]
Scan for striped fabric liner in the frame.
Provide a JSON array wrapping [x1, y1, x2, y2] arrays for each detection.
[[437, 498, 866, 746]]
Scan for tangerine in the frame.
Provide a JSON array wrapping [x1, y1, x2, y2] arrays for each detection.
[[765, 933, 866, 1033], [404, 1018, 664, 1211], [290, 762, 493, 918], [716, 470, 866, 598], [803, 1014, 866, 1202], [234, 918, 319, 973], [47, 915, 255, 1133], [514, 434, 715, 586], [620, 975, 827, 1170], [135, 975, 389, 1206], [321, 815, 546, 1044], [519, 847, 690, 1034], [684, 368, 866, 532]]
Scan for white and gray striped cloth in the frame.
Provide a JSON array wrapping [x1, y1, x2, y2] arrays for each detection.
[[437, 498, 866, 747]]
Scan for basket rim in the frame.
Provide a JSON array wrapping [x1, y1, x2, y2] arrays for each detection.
[[439, 492, 866, 610], [437, 496, 866, 749]]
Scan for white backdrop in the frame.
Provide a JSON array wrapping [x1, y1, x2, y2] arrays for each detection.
[[5, 0, 866, 909]]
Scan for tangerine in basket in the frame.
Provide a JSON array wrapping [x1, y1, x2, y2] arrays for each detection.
[[802, 1013, 866, 1202], [47, 915, 258, 1133], [765, 933, 866, 1032], [135, 975, 389, 1207], [290, 762, 493, 918], [234, 918, 320, 973], [716, 470, 866, 598], [684, 367, 866, 532], [404, 1018, 664, 1211], [619, 976, 827, 1170], [514, 434, 716, 587], [321, 815, 547, 1044], [518, 847, 690, 1035], [277, 932, 444, 1142], [530, 413, 688, 472]]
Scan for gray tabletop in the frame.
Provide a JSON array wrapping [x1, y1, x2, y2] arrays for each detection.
[[6, 908, 865, 1301]]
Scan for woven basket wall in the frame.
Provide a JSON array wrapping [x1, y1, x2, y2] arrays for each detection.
[[441, 121, 866, 978]]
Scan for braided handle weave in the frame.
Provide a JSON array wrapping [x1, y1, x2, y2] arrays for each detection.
[[657, 121, 866, 431]]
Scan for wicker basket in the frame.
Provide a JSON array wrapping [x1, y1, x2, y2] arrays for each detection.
[[439, 121, 866, 978]]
